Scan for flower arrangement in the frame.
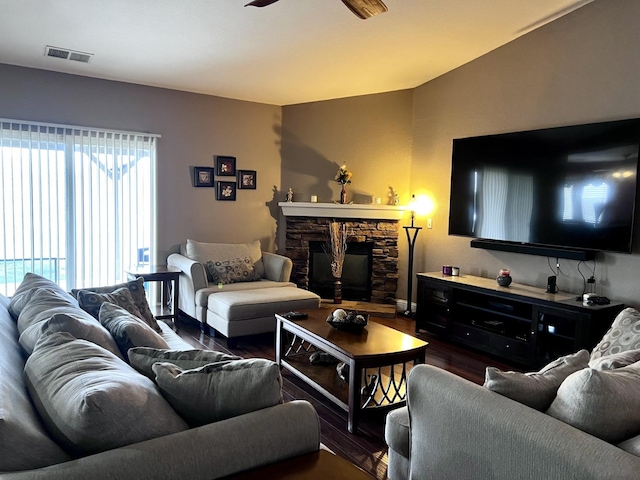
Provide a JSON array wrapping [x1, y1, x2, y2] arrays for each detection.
[[334, 165, 352, 185]]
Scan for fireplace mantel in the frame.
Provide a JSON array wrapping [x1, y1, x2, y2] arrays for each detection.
[[278, 202, 406, 220]]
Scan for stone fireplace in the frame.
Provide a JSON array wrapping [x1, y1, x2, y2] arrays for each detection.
[[280, 203, 405, 304]]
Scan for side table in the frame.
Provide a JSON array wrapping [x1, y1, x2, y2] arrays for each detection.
[[125, 265, 181, 329]]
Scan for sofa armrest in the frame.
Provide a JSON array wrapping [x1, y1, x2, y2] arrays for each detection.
[[405, 365, 640, 480], [167, 253, 208, 318], [262, 252, 292, 283], [0, 401, 320, 480]]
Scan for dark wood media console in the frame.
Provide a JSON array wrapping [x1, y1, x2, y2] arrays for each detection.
[[415, 272, 624, 368]]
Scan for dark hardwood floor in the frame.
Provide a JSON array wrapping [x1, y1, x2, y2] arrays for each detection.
[[173, 314, 519, 480]]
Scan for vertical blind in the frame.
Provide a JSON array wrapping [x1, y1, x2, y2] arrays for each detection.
[[0, 119, 158, 296]]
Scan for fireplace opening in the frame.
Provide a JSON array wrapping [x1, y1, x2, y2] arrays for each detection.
[[308, 241, 373, 301]]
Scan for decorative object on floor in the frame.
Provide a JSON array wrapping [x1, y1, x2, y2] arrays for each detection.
[[334, 165, 352, 204], [336, 362, 349, 382], [214, 155, 236, 176], [216, 181, 237, 201], [326, 308, 369, 333], [285, 188, 294, 202], [496, 268, 512, 287], [237, 170, 256, 189], [308, 352, 339, 365], [325, 221, 347, 303], [403, 195, 422, 317], [192, 166, 215, 187]]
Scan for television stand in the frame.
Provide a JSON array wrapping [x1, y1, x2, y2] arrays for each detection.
[[415, 272, 624, 368]]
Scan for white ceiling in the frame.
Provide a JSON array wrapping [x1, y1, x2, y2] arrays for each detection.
[[0, 0, 593, 106]]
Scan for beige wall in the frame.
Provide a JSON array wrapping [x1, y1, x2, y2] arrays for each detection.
[[0, 64, 282, 262], [410, 0, 640, 307]]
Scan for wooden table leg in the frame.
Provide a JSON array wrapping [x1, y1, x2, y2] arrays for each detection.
[[347, 359, 362, 434]]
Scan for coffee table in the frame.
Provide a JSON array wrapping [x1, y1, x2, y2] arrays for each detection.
[[223, 450, 373, 479], [275, 307, 428, 433]]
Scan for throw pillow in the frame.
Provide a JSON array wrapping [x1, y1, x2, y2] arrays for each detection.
[[185, 239, 265, 280], [589, 348, 640, 370], [483, 349, 589, 411], [16, 287, 81, 334], [24, 332, 188, 455], [546, 361, 640, 443], [0, 298, 72, 471], [128, 347, 242, 380], [19, 311, 124, 359], [72, 277, 161, 332], [152, 358, 283, 426], [9, 272, 78, 319], [77, 287, 143, 321], [98, 302, 169, 359], [591, 307, 640, 360], [205, 256, 261, 285]]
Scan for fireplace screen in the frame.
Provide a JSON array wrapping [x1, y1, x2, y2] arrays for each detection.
[[308, 241, 373, 301]]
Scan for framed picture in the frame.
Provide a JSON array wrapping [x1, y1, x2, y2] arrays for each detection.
[[237, 170, 257, 189], [193, 167, 215, 187], [216, 181, 237, 201], [215, 155, 236, 176]]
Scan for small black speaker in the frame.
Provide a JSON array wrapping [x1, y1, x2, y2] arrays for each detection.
[[547, 275, 558, 293]]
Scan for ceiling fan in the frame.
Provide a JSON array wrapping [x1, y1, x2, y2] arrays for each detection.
[[245, 0, 388, 20]]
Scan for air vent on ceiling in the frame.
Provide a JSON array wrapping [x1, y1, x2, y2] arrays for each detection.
[[45, 45, 93, 64]]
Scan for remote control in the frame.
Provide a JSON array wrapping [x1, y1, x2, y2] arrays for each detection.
[[284, 311, 308, 320]]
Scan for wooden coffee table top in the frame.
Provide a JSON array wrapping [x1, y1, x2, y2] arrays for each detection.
[[277, 306, 428, 359], [224, 449, 374, 479]]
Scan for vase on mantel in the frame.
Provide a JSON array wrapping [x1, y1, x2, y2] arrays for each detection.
[[340, 184, 347, 204], [333, 279, 343, 304]]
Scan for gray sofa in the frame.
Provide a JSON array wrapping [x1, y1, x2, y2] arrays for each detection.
[[0, 274, 321, 479], [385, 363, 640, 480], [168, 239, 320, 344]]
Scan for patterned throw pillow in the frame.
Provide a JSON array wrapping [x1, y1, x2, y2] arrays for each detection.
[[128, 347, 242, 380], [591, 308, 640, 361], [71, 277, 161, 333], [77, 287, 143, 321], [205, 257, 261, 285]]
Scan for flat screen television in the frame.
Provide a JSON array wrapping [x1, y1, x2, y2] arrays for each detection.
[[448, 118, 640, 257]]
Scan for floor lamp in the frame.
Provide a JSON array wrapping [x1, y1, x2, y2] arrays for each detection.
[[403, 195, 421, 318]]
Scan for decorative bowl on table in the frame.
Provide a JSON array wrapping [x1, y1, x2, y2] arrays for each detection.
[[326, 309, 369, 333]]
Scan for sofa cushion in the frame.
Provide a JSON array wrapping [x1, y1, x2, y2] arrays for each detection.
[[98, 302, 169, 358], [19, 311, 124, 359], [484, 349, 589, 411], [8, 272, 78, 319], [546, 361, 640, 443], [591, 307, 640, 360], [128, 347, 242, 380], [186, 239, 265, 280], [16, 287, 82, 334], [589, 348, 640, 370], [205, 256, 261, 285], [24, 332, 188, 455], [71, 277, 161, 332], [77, 287, 143, 321], [385, 406, 410, 458], [0, 296, 72, 471], [152, 358, 283, 426]]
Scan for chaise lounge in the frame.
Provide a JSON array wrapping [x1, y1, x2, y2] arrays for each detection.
[[167, 239, 320, 346]]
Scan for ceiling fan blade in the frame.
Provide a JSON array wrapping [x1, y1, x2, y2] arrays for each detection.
[[245, 0, 280, 7], [342, 0, 388, 19]]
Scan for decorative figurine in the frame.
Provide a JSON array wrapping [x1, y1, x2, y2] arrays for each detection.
[[285, 188, 294, 202]]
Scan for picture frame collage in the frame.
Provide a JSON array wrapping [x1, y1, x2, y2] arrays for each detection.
[[192, 155, 257, 202]]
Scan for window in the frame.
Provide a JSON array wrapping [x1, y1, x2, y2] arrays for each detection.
[[0, 120, 157, 296]]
